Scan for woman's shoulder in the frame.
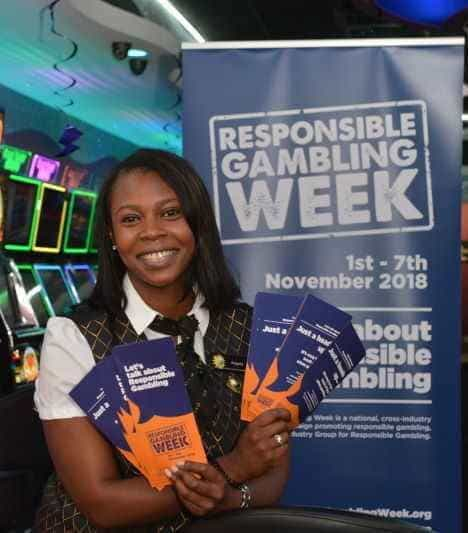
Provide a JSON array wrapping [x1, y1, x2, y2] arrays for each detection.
[[67, 301, 110, 327]]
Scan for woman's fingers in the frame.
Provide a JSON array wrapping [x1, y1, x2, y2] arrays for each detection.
[[179, 461, 225, 484], [166, 462, 226, 515], [253, 408, 291, 427], [173, 475, 217, 513], [261, 420, 291, 439]]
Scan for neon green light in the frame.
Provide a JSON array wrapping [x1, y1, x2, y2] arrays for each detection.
[[0, 145, 32, 173], [4, 174, 41, 252], [88, 199, 98, 254], [63, 189, 97, 254], [32, 183, 68, 254]]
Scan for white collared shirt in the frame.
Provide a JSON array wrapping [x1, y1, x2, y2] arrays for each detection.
[[34, 274, 210, 420]]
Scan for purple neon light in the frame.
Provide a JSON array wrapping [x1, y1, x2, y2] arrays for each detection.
[[28, 154, 61, 182]]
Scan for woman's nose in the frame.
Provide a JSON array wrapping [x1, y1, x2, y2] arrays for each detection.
[[139, 218, 167, 239]]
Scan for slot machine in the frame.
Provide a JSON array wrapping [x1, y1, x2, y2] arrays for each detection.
[[0, 152, 98, 395], [0, 145, 94, 528], [0, 254, 40, 393]]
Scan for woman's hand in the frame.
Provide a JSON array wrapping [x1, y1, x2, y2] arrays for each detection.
[[166, 461, 231, 516], [225, 408, 291, 482]]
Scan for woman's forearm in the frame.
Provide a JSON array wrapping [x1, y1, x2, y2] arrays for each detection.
[[217, 451, 290, 513], [83, 476, 183, 528]]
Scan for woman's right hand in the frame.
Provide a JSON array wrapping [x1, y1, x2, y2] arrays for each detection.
[[228, 408, 291, 481]]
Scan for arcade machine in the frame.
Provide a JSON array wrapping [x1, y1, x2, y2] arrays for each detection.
[[0, 143, 98, 390], [0, 144, 97, 528], [0, 170, 42, 395], [2, 181, 98, 379], [0, 164, 51, 530]]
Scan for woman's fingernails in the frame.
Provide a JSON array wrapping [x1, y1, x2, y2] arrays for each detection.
[[165, 468, 173, 478], [171, 465, 179, 473]]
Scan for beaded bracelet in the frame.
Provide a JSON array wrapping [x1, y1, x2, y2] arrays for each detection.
[[210, 458, 240, 487]]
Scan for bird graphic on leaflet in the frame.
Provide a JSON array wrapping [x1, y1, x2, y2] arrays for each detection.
[[246, 355, 304, 429]]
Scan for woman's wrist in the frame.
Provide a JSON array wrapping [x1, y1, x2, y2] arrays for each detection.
[[213, 451, 248, 485], [210, 457, 253, 512], [218, 483, 242, 513]]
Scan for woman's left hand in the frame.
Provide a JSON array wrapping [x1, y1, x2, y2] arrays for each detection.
[[166, 461, 229, 516]]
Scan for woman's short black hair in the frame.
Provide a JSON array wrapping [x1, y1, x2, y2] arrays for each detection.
[[89, 148, 241, 316]]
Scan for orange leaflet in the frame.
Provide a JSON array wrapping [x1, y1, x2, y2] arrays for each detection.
[[121, 399, 207, 491], [240, 362, 260, 422], [249, 356, 303, 428]]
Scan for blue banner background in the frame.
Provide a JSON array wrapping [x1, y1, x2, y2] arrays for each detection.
[[182, 41, 463, 531]]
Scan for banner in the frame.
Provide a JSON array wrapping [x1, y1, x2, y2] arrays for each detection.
[[182, 38, 464, 531]]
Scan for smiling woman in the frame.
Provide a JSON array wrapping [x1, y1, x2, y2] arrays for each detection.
[[109, 169, 196, 316], [33, 149, 292, 532]]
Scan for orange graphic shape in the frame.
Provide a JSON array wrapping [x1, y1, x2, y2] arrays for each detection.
[[241, 362, 260, 422], [249, 357, 303, 428]]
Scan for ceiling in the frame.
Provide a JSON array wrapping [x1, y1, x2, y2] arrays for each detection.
[[0, 0, 185, 152], [112, 0, 468, 41], [0, 0, 466, 153]]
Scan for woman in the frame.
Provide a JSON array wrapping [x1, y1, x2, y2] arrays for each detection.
[[34, 149, 291, 531]]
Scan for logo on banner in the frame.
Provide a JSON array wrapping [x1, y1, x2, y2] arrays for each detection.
[[209, 101, 433, 245]]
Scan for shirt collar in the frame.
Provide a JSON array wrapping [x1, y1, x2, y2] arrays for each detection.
[[123, 273, 209, 336]]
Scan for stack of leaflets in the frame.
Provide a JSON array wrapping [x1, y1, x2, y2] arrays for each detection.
[[242, 292, 366, 427], [69, 337, 207, 490]]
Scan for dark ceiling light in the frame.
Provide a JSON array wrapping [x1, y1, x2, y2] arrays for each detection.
[[129, 57, 148, 75], [375, 0, 467, 27], [112, 41, 132, 60]]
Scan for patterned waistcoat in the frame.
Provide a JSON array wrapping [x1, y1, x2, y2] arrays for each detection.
[[35, 303, 252, 533]]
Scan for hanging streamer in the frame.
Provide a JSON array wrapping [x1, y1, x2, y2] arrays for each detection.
[[39, 0, 79, 109], [162, 56, 182, 147]]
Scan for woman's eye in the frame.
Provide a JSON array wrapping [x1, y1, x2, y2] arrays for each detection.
[[162, 207, 181, 218], [122, 214, 139, 224]]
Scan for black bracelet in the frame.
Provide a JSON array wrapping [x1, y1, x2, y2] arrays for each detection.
[[210, 458, 240, 488]]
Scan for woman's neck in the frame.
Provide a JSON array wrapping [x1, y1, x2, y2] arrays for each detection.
[[152, 291, 195, 319], [128, 275, 195, 319]]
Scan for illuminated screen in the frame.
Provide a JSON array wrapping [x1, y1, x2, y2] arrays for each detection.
[[66, 266, 95, 303], [35, 188, 66, 249], [4, 180, 37, 246], [35, 267, 74, 317], [67, 195, 93, 249], [18, 268, 49, 327], [0, 268, 15, 326]]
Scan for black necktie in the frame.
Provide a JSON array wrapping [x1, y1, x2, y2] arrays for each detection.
[[149, 314, 199, 350]]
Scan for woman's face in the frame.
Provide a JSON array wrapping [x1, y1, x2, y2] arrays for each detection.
[[109, 169, 196, 302]]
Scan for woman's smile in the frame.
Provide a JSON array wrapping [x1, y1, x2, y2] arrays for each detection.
[[137, 248, 179, 268]]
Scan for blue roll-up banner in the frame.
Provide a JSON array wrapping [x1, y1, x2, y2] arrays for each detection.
[[182, 38, 464, 532]]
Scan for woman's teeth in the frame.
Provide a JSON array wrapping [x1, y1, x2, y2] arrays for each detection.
[[143, 250, 175, 260], [139, 250, 177, 265]]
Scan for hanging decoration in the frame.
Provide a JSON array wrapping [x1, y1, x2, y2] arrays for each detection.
[[39, 0, 79, 109], [56, 125, 83, 158], [40, 0, 84, 156]]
